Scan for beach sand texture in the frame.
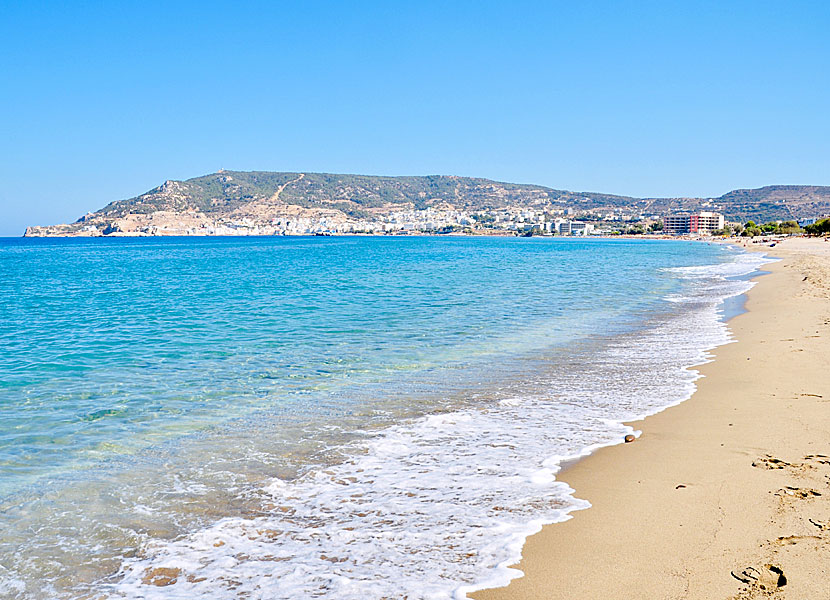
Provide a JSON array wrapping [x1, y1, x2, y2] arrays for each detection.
[[474, 237, 830, 600]]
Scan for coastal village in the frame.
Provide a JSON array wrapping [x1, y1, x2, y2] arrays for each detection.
[[22, 171, 830, 239], [25, 206, 823, 239], [53, 206, 611, 237]]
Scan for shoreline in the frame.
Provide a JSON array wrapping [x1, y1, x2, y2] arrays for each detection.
[[469, 239, 830, 600], [472, 236, 830, 599], [535, 252, 764, 496]]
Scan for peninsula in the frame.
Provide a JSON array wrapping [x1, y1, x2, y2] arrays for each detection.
[[23, 172, 830, 237]]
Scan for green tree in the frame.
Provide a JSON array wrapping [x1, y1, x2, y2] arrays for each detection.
[[777, 220, 801, 234], [804, 218, 830, 235]]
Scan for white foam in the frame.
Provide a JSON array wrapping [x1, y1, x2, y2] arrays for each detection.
[[0, 567, 25, 597], [666, 251, 776, 280], [664, 252, 776, 305]]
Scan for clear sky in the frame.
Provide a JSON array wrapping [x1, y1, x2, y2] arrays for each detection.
[[1, 1, 828, 236]]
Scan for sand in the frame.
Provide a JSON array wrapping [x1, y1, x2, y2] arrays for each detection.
[[473, 236, 830, 600]]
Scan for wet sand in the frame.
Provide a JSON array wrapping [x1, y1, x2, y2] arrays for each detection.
[[473, 237, 830, 599]]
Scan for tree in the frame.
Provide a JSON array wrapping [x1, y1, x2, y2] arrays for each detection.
[[777, 221, 801, 234], [804, 218, 830, 236]]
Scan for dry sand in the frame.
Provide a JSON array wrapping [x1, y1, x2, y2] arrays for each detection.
[[473, 236, 830, 600]]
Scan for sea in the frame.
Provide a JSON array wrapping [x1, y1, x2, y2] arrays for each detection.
[[0, 236, 773, 599]]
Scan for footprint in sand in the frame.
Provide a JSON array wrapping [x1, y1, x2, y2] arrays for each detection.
[[770, 534, 824, 547], [751, 454, 821, 473], [774, 486, 822, 500], [804, 454, 830, 466], [731, 564, 787, 590], [752, 455, 796, 470]]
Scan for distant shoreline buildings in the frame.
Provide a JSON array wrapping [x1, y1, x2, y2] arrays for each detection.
[[26, 208, 604, 238], [663, 212, 724, 235]]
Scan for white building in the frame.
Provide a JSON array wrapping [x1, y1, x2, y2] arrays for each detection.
[[555, 220, 594, 235]]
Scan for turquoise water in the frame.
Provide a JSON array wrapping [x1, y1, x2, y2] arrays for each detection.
[[0, 236, 768, 599]]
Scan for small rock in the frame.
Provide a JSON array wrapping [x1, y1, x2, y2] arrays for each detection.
[[624, 434, 636, 443], [142, 567, 181, 587]]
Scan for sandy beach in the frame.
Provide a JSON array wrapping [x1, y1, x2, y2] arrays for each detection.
[[474, 237, 830, 599]]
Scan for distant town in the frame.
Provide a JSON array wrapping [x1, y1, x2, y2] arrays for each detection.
[[31, 206, 827, 239], [22, 171, 830, 238]]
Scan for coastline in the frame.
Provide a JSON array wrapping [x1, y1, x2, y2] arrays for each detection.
[[472, 236, 830, 599]]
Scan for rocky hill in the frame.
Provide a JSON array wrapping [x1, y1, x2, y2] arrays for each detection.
[[23, 171, 830, 236], [714, 185, 830, 223]]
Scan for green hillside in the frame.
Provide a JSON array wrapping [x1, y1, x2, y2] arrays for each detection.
[[91, 171, 637, 220]]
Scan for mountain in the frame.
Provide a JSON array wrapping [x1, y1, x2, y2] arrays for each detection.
[[714, 185, 830, 223], [95, 171, 636, 215], [623, 186, 830, 224], [23, 172, 830, 236]]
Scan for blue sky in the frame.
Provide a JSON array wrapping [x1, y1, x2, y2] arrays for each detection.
[[1, 1, 828, 236]]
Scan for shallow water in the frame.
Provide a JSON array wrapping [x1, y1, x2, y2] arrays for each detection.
[[0, 236, 772, 599]]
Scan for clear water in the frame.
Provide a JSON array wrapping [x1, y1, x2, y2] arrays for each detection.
[[0, 236, 772, 599]]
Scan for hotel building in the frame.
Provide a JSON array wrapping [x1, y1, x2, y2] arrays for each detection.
[[664, 212, 724, 235]]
